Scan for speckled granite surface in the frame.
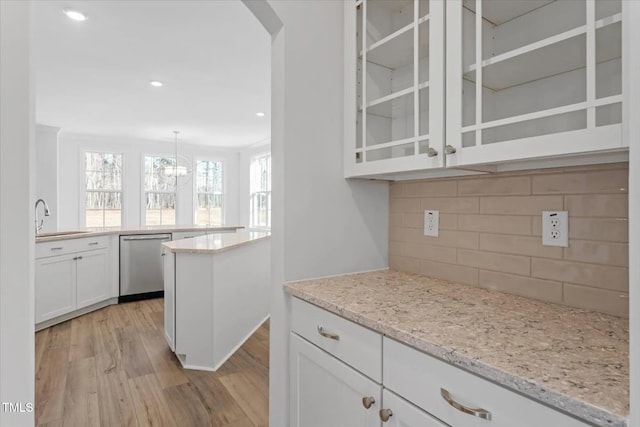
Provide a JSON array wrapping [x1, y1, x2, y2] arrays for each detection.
[[284, 269, 629, 427], [163, 231, 269, 254]]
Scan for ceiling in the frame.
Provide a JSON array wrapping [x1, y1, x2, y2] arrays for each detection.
[[34, 1, 270, 148]]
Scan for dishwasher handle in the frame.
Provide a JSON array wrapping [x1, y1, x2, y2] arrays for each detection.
[[121, 235, 171, 241]]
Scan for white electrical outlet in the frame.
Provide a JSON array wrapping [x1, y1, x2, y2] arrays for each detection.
[[424, 210, 439, 237], [542, 211, 568, 247]]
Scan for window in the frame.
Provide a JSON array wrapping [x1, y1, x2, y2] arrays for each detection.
[[195, 160, 224, 225], [249, 154, 271, 228], [144, 155, 176, 225], [84, 152, 123, 227]]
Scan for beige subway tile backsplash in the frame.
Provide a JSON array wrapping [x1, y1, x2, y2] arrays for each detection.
[[389, 163, 629, 317]]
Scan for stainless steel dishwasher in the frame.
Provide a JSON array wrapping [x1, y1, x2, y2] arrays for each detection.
[[119, 233, 172, 302]]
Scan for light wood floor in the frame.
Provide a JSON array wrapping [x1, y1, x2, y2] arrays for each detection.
[[35, 298, 269, 427]]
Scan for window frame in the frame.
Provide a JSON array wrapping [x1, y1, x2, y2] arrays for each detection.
[[141, 153, 178, 226], [193, 157, 225, 226], [249, 152, 272, 230], [80, 149, 124, 228]]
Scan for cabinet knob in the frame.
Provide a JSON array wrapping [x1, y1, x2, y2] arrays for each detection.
[[361, 396, 375, 409], [379, 408, 393, 422], [426, 147, 438, 157], [444, 145, 457, 155]]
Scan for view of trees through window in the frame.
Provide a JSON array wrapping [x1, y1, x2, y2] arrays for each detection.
[[144, 156, 177, 225], [250, 154, 271, 228], [85, 152, 123, 227], [195, 160, 223, 225]]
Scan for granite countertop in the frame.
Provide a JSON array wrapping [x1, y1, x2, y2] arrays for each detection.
[[35, 225, 244, 242], [284, 269, 629, 427], [163, 230, 270, 254]]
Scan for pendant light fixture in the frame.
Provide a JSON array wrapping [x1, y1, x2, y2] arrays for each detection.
[[164, 131, 189, 177]]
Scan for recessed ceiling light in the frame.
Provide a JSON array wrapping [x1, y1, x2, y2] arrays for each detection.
[[63, 9, 87, 22], [149, 81, 164, 87], [256, 112, 265, 117]]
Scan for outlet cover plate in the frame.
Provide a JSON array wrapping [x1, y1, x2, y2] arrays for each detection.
[[424, 210, 439, 237], [542, 211, 568, 247]]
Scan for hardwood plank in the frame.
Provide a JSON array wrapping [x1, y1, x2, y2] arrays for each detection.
[[93, 316, 122, 376], [183, 370, 251, 426], [35, 347, 69, 425], [163, 383, 212, 427], [38, 419, 63, 427], [61, 357, 100, 427], [68, 314, 95, 361], [115, 326, 154, 379], [139, 330, 188, 389], [219, 373, 269, 427], [35, 328, 50, 374], [47, 321, 72, 349], [127, 301, 157, 332], [128, 374, 178, 427], [96, 371, 138, 427]]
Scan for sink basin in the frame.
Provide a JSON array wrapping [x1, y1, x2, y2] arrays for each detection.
[[36, 230, 91, 237]]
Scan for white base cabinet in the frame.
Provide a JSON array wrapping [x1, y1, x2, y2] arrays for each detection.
[[290, 298, 589, 427], [35, 236, 112, 325], [290, 334, 381, 427]]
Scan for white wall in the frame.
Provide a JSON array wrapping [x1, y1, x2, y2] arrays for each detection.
[[0, 2, 35, 426], [238, 139, 271, 227], [35, 124, 59, 232], [625, 1, 639, 425], [56, 132, 241, 228], [244, 2, 389, 426]]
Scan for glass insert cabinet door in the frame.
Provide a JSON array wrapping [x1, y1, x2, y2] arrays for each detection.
[[445, 0, 624, 167], [345, 0, 446, 178]]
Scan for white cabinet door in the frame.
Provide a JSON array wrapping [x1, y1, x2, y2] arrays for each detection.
[[35, 254, 76, 323], [445, 0, 624, 167], [76, 248, 110, 309], [163, 248, 175, 351], [380, 389, 448, 427], [290, 334, 381, 427]]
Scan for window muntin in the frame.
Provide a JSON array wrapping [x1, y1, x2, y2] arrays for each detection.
[[84, 152, 123, 227], [144, 155, 176, 225], [249, 154, 271, 229], [195, 160, 224, 226]]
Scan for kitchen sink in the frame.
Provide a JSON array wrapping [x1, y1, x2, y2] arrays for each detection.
[[36, 230, 91, 237]]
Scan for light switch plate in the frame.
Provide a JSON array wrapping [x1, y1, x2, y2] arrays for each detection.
[[424, 210, 439, 237], [542, 211, 568, 247]]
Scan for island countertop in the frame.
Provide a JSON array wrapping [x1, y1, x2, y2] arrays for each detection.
[[284, 269, 629, 427], [163, 230, 270, 254]]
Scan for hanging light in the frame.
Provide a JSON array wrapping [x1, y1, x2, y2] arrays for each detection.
[[164, 131, 189, 177]]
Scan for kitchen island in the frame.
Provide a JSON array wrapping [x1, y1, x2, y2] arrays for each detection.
[[285, 269, 628, 427], [163, 231, 270, 371]]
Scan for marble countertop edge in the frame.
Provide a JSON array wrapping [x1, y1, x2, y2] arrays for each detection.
[[283, 283, 627, 427]]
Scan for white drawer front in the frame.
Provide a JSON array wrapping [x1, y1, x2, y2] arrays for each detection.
[[291, 298, 382, 382], [36, 235, 108, 258], [383, 338, 588, 427]]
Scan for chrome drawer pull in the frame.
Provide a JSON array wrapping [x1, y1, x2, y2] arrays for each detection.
[[441, 388, 492, 420], [51, 247, 63, 251], [316, 325, 340, 341], [362, 396, 375, 409], [379, 408, 393, 422], [88, 242, 99, 245]]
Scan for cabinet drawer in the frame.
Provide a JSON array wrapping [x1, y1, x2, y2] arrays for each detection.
[[383, 337, 588, 427], [172, 231, 207, 240], [291, 297, 382, 382], [36, 235, 109, 258]]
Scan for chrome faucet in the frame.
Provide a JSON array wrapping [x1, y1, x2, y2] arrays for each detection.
[[35, 198, 50, 234]]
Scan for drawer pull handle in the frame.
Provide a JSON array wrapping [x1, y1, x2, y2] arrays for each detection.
[[440, 388, 492, 421], [362, 396, 375, 409], [51, 247, 63, 251], [379, 408, 393, 422], [88, 242, 99, 245], [317, 325, 340, 341]]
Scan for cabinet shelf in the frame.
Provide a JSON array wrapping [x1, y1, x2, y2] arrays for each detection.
[[464, 14, 621, 91], [463, 0, 555, 26], [363, 25, 414, 70]]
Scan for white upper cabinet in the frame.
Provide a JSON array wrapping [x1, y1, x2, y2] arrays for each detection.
[[345, 0, 627, 179], [445, 0, 624, 167], [345, 0, 445, 178]]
